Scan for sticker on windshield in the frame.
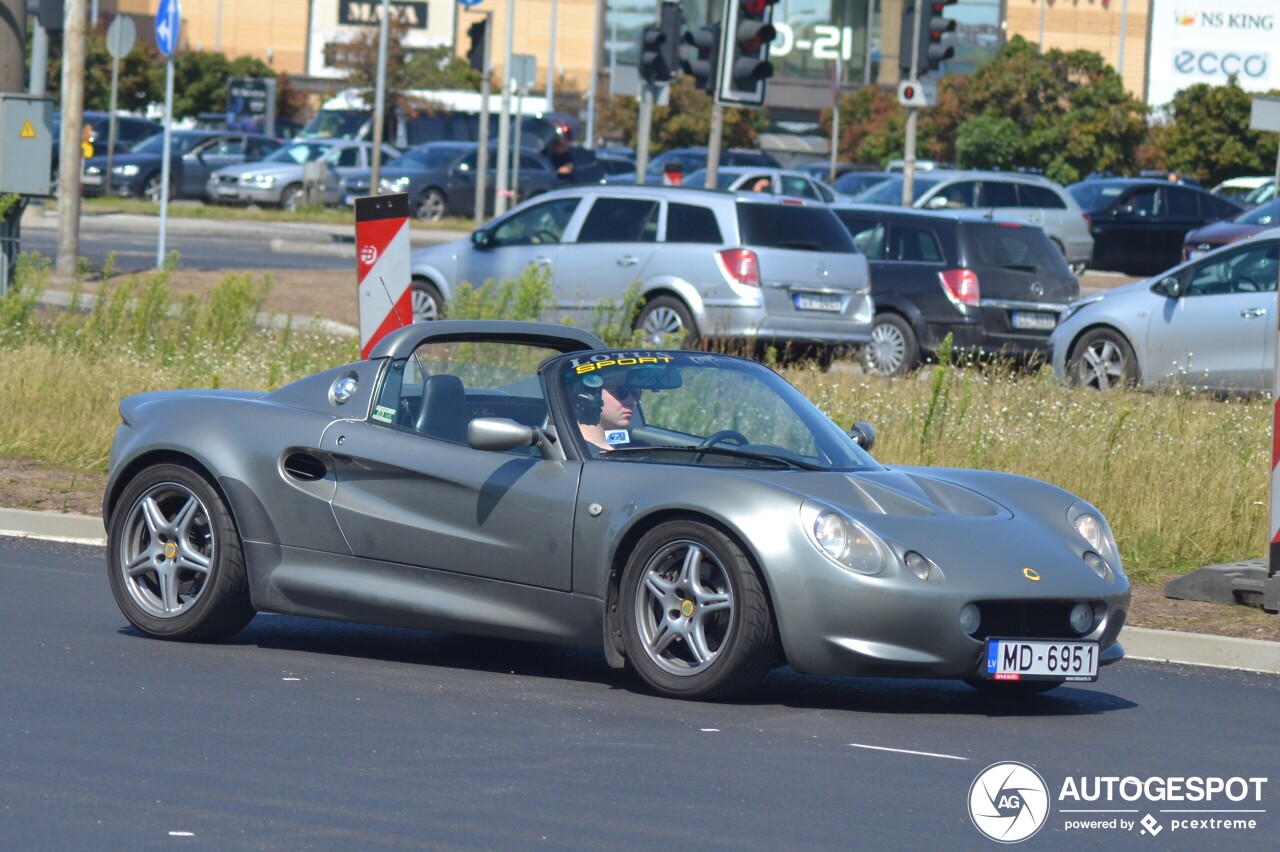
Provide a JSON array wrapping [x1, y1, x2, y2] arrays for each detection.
[[605, 429, 631, 446]]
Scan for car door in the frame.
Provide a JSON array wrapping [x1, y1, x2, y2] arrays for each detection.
[[1143, 242, 1278, 391], [1095, 186, 1160, 272], [551, 195, 661, 323], [1157, 186, 1208, 271], [324, 352, 579, 591], [457, 195, 582, 290], [183, 135, 246, 197]]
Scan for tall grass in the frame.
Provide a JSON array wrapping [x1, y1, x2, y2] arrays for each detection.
[[0, 254, 1269, 581]]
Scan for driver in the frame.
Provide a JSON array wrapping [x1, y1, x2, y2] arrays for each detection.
[[574, 372, 641, 451]]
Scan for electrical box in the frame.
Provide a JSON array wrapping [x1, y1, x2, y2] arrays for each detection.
[[0, 94, 55, 197]]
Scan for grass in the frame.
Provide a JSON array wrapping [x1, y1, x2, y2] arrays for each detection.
[[0, 252, 1269, 584], [73, 196, 474, 233]]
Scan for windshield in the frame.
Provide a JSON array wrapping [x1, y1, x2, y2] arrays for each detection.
[[130, 132, 209, 155], [263, 142, 334, 164], [1237, 199, 1280, 227], [389, 145, 467, 170], [683, 169, 738, 190], [552, 351, 876, 470], [854, 174, 945, 205], [300, 109, 369, 140]]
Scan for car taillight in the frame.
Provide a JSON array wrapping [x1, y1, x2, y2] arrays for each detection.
[[716, 248, 760, 287], [1082, 212, 1092, 230], [939, 269, 979, 306]]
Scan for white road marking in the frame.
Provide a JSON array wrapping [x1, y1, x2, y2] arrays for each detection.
[[849, 743, 968, 761]]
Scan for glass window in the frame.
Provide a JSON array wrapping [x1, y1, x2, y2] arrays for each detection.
[[1017, 184, 1067, 209], [780, 174, 821, 200], [1185, 243, 1279, 296], [978, 181, 1020, 207], [964, 224, 1064, 269], [887, 225, 943, 262], [1166, 186, 1200, 216], [1124, 188, 1160, 217], [926, 180, 979, 209], [666, 203, 723, 244], [737, 204, 856, 252], [518, 153, 548, 172], [329, 147, 361, 168], [490, 197, 580, 247], [577, 198, 660, 243], [832, 214, 885, 258]]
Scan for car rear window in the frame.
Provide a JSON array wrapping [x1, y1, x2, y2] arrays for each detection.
[[1017, 184, 1067, 209], [667, 202, 723, 243], [960, 223, 1064, 269], [736, 204, 856, 253]]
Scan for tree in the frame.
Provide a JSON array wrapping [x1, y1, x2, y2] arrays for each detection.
[[597, 77, 765, 154], [1142, 79, 1280, 186], [820, 85, 901, 166], [42, 22, 163, 115]]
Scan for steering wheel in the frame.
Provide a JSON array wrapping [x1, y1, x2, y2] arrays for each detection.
[[698, 430, 749, 449], [531, 230, 559, 244]]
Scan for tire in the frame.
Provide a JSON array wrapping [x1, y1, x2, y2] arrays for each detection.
[[280, 183, 305, 212], [106, 464, 255, 642], [619, 520, 776, 700], [414, 188, 447, 221], [411, 278, 445, 322], [1067, 327, 1137, 391], [860, 313, 919, 377], [965, 677, 1064, 696], [141, 173, 166, 203], [636, 295, 699, 348]]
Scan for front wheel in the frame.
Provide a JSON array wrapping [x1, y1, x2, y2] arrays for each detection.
[[411, 278, 445, 322], [1067, 328, 1137, 391], [414, 188, 447, 221], [861, 313, 919, 377], [141, 173, 167, 203], [280, 182, 305, 212], [620, 520, 775, 700], [107, 464, 255, 642], [636, 296, 699, 348]]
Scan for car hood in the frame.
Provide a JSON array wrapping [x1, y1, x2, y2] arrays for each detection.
[[1184, 221, 1264, 244], [216, 162, 304, 180], [792, 467, 1014, 520]]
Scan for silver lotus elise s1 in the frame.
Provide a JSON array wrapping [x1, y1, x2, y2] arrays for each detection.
[[105, 320, 1129, 700]]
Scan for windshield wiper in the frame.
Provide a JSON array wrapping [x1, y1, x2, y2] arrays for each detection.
[[607, 445, 823, 470]]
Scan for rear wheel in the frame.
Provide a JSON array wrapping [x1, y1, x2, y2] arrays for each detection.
[[107, 464, 255, 642], [1067, 327, 1137, 391], [636, 295, 699, 348], [620, 520, 775, 700], [861, 313, 919, 377], [280, 182, 305, 212], [411, 278, 445, 322], [414, 188, 447, 221]]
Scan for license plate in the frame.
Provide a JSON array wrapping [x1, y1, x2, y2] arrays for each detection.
[[793, 292, 842, 312], [985, 638, 1099, 681], [1011, 310, 1057, 331], [81, 174, 101, 186], [215, 186, 238, 197]]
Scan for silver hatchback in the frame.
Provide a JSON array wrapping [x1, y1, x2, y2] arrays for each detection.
[[408, 185, 872, 349]]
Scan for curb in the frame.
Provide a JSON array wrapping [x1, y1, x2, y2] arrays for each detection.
[[2, 509, 1277, 677]]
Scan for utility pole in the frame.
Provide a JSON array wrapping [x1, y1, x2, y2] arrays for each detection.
[[57, 0, 87, 279], [370, 0, 391, 195], [901, 8, 922, 207], [0, 0, 25, 91], [494, 0, 515, 216]]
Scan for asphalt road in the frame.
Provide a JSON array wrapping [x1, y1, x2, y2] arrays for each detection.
[[2, 536, 1275, 850]]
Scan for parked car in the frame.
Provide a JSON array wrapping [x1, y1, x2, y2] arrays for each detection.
[[833, 170, 895, 197], [595, 152, 638, 181], [1183, 198, 1280, 260], [682, 166, 843, 203], [1050, 229, 1280, 393], [794, 161, 862, 182], [832, 205, 1079, 376], [1066, 178, 1243, 275], [607, 147, 781, 185], [52, 110, 161, 189], [206, 139, 400, 209], [855, 170, 1093, 275], [103, 319, 1128, 700], [81, 130, 282, 201], [1210, 175, 1275, 206], [341, 142, 561, 220], [408, 185, 872, 352]]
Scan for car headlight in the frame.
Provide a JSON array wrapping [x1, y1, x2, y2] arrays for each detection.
[[801, 502, 887, 575], [248, 174, 276, 188], [380, 176, 410, 192], [113, 164, 139, 177], [1069, 500, 1121, 581]]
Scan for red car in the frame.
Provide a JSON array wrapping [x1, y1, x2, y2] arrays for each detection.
[[1183, 198, 1280, 260]]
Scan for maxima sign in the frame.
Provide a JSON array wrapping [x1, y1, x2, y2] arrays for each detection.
[[1149, 1, 1277, 106]]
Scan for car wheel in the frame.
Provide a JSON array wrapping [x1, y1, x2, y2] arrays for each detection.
[[636, 295, 699, 348], [620, 520, 776, 700], [411, 278, 445, 322], [964, 677, 1064, 696], [141, 173, 167, 203], [1068, 328, 1137, 391], [861, 314, 919, 377], [280, 183, 305, 212], [414, 188, 447, 221], [107, 464, 255, 642]]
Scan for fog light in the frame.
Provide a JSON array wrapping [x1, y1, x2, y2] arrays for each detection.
[[1070, 602, 1095, 635], [1083, 551, 1111, 581], [960, 603, 981, 635], [904, 551, 931, 581]]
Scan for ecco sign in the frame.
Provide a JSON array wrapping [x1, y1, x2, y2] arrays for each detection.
[[1172, 49, 1269, 79]]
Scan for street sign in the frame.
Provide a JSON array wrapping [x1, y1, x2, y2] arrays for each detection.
[[106, 16, 136, 60], [458, 0, 485, 7], [897, 79, 936, 108], [510, 55, 537, 91], [1251, 96, 1280, 133], [155, 0, 181, 57]]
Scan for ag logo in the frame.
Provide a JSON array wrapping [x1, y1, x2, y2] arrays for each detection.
[[968, 761, 1050, 843], [359, 245, 379, 265]]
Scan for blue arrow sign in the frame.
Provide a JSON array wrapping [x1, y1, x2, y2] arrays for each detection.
[[156, 0, 181, 57], [458, 0, 485, 7]]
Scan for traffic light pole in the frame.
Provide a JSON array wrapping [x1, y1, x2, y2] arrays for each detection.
[[901, 7, 924, 207], [473, 12, 493, 227], [635, 84, 653, 180], [705, 103, 724, 189]]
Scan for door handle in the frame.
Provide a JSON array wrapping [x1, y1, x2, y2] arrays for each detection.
[[1241, 308, 1268, 319], [617, 255, 640, 267], [532, 256, 552, 268]]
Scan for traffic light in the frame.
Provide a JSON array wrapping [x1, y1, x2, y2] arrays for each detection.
[[718, 0, 777, 107], [32, 0, 63, 31], [682, 24, 721, 95], [639, 4, 683, 85], [640, 25, 666, 84], [899, 1, 957, 79], [466, 19, 488, 73]]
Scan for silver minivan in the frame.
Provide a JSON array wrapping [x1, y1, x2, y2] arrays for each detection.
[[408, 185, 872, 350]]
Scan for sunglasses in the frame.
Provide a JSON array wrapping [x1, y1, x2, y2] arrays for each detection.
[[603, 383, 642, 401]]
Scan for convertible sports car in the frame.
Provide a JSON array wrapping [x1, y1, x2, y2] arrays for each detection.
[[105, 321, 1129, 700]]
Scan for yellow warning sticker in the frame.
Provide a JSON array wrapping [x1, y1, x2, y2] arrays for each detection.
[[20, 119, 37, 138]]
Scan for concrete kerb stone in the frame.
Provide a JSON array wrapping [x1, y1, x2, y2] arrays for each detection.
[[2, 510, 1277, 677]]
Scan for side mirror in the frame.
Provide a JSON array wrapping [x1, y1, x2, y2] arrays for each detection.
[[468, 417, 561, 460], [1113, 204, 1135, 218], [1154, 275, 1184, 298], [471, 229, 492, 249], [925, 196, 950, 210], [848, 420, 876, 452]]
